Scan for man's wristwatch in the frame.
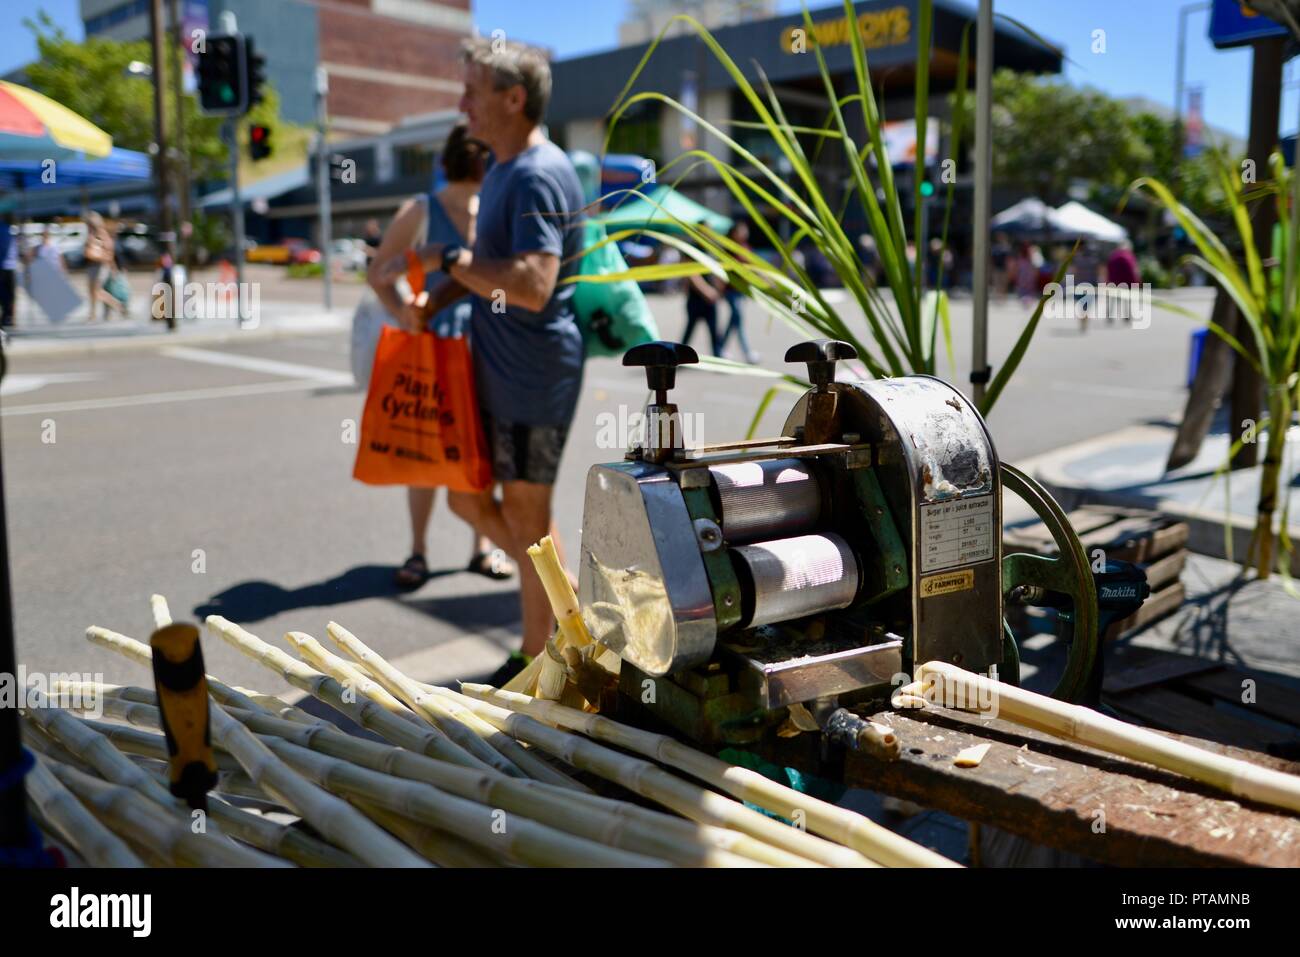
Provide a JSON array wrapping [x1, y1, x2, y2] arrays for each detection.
[[440, 244, 464, 273]]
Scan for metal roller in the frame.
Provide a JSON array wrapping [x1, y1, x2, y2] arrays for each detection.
[[732, 533, 860, 629], [709, 458, 822, 544]]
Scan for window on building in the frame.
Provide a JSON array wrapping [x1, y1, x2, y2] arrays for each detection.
[[605, 100, 661, 169], [85, 0, 150, 36], [397, 144, 436, 183]]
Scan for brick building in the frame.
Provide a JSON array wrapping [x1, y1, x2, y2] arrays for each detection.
[[79, 0, 471, 137]]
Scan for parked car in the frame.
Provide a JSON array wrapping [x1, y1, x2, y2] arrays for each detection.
[[331, 238, 369, 272], [246, 238, 320, 266], [116, 224, 162, 267]]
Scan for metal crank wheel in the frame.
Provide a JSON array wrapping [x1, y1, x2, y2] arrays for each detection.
[[1000, 463, 1099, 703]]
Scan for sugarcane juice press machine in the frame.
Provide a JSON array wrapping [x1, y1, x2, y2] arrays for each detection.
[[576, 340, 1151, 762]]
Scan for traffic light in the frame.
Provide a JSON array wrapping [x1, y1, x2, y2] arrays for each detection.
[[197, 34, 247, 115], [919, 180, 936, 198], [245, 36, 267, 110], [249, 124, 272, 161]]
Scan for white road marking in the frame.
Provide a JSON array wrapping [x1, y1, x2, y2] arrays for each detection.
[[162, 345, 353, 385], [0, 378, 341, 417], [0, 372, 104, 397]]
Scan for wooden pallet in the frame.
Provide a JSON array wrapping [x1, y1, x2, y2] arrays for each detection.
[[1004, 504, 1189, 641], [1102, 644, 1300, 758]]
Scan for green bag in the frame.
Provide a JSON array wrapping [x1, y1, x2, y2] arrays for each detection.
[[104, 271, 130, 306], [571, 220, 659, 358]]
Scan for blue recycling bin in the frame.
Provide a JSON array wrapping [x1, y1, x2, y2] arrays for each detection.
[[1187, 327, 1208, 389]]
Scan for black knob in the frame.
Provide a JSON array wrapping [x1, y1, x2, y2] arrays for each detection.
[[624, 341, 699, 396], [784, 339, 857, 388]]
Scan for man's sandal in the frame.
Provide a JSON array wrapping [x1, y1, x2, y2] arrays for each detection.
[[468, 548, 515, 580], [394, 553, 429, 590]]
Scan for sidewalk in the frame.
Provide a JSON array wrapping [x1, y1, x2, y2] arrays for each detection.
[[2, 299, 352, 358], [1019, 419, 1300, 575]]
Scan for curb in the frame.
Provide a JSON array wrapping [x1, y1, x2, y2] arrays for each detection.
[[3, 313, 351, 360]]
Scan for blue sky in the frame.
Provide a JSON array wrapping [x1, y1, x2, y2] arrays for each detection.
[[2, 0, 1291, 138]]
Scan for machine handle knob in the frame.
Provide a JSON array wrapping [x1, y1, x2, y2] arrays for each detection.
[[624, 341, 699, 396], [784, 339, 857, 388]]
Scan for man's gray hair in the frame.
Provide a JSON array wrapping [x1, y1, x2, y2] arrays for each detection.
[[461, 36, 552, 125]]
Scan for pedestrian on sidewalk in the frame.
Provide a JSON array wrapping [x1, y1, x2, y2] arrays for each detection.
[[0, 214, 16, 327], [379, 36, 587, 687], [719, 220, 759, 363], [83, 212, 126, 322], [682, 271, 724, 356], [366, 124, 516, 591]]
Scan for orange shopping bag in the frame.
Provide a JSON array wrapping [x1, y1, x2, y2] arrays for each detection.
[[352, 325, 492, 492]]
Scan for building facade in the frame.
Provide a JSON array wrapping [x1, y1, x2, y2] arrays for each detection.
[[79, 0, 470, 137]]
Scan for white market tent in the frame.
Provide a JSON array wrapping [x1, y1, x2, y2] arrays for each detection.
[[1051, 201, 1128, 243]]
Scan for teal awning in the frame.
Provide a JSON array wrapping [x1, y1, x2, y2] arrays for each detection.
[[594, 184, 733, 236]]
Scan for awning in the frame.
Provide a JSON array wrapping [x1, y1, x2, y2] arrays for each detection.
[[198, 165, 311, 209], [594, 184, 733, 235], [0, 146, 150, 190]]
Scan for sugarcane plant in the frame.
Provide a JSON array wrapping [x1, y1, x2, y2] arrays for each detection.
[[1125, 148, 1300, 580], [574, 0, 1069, 429]]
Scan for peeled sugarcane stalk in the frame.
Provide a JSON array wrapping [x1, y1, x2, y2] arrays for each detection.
[[26, 757, 143, 867], [315, 622, 529, 779], [202, 615, 494, 772], [149, 596, 316, 724], [910, 661, 1300, 817], [46, 759, 289, 867], [228, 686, 317, 724], [204, 699, 430, 867], [86, 626, 281, 720], [458, 684, 955, 869], [322, 622, 588, 793], [305, 626, 587, 794], [218, 702, 773, 867], [258, 734, 669, 868], [425, 686, 873, 867], [351, 801, 508, 867], [81, 717, 242, 773], [23, 687, 188, 810], [285, 631, 416, 717], [525, 536, 593, 700]]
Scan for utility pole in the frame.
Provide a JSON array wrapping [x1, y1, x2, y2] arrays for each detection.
[[970, 0, 993, 406], [316, 66, 333, 312], [1232, 35, 1285, 469], [169, 0, 192, 274], [1174, 2, 1212, 154], [148, 0, 175, 327]]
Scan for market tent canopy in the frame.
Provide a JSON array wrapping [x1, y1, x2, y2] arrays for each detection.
[[0, 80, 113, 160], [990, 197, 1055, 233], [0, 147, 150, 190], [1052, 201, 1128, 243], [593, 184, 733, 235]]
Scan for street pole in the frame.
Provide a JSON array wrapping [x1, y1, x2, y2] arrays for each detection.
[[1174, 2, 1212, 152], [316, 66, 333, 312], [970, 0, 993, 406], [169, 0, 192, 275], [1232, 35, 1285, 469], [148, 0, 175, 327], [227, 117, 245, 304]]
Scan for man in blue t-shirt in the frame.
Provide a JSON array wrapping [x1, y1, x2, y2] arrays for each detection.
[[378, 36, 586, 681]]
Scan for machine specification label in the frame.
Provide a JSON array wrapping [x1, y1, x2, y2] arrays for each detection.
[[920, 495, 994, 573]]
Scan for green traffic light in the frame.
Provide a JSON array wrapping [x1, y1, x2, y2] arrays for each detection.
[[220, 85, 233, 103], [920, 181, 935, 198]]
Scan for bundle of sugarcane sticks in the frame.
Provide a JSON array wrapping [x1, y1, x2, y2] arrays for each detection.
[[18, 584, 956, 868]]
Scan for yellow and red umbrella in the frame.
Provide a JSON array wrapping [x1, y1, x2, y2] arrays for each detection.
[[0, 80, 113, 160]]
